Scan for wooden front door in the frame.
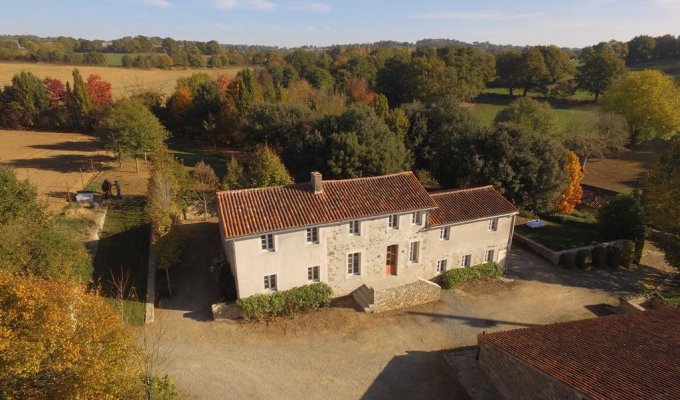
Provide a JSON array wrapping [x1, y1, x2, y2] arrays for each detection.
[[386, 245, 398, 275]]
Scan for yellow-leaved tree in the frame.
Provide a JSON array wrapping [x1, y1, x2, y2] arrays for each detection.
[[0, 271, 142, 399], [555, 150, 584, 214]]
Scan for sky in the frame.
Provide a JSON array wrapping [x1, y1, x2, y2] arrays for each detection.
[[2, 0, 680, 48]]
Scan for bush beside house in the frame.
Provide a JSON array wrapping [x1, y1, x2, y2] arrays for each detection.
[[441, 262, 504, 289], [236, 283, 332, 322]]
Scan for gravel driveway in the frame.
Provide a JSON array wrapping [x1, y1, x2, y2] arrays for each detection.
[[151, 222, 662, 400]]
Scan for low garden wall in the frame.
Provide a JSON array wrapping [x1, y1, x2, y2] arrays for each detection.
[[514, 233, 626, 266], [371, 278, 441, 313]]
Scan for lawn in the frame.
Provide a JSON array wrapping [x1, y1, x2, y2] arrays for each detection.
[[630, 59, 680, 81], [515, 221, 599, 251], [468, 93, 599, 130], [93, 197, 150, 325], [167, 137, 243, 179]]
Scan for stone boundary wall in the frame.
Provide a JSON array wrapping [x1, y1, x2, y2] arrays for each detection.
[[514, 233, 626, 266], [144, 227, 156, 324], [371, 278, 441, 313], [618, 295, 648, 314], [478, 340, 586, 400]]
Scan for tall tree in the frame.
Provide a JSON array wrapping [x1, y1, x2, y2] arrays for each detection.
[[564, 112, 629, 171], [495, 51, 524, 96], [598, 194, 647, 260], [538, 45, 576, 86], [518, 47, 550, 96], [65, 68, 93, 131], [192, 161, 219, 220], [246, 144, 294, 187], [600, 70, 680, 143], [554, 151, 584, 214], [1, 71, 49, 128], [626, 35, 657, 65], [96, 98, 169, 167], [494, 97, 559, 136], [576, 51, 627, 100], [85, 74, 113, 106]]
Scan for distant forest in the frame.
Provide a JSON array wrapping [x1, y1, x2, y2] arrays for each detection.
[[2, 33, 678, 69]]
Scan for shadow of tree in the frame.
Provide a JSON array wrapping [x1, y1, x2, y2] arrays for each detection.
[[5, 154, 113, 173], [30, 140, 100, 152], [406, 311, 538, 328], [361, 350, 468, 400]]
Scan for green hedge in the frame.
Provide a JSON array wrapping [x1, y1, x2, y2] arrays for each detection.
[[441, 262, 504, 289], [236, 283, 332, 322]]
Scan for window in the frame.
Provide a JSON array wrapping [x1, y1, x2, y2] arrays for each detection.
[[349, 220, 360, 235], [440, 227, 450, 240], [437, 260, 447, 274], [412, 211, 423, 225], [261, 234, 274, 251], [264, 274, 277, 291], [306, 227, 319, 244], [388, 214, 399, 229], [409, 241, 420, 263], [485, 249, 495, 263], [460, 254, 471, 268], [347, 253, 361, 275], [308, 266, 320, 282], [489, 218, 499, 231]]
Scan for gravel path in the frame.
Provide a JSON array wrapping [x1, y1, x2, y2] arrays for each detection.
[[151, 223, 662, 400]]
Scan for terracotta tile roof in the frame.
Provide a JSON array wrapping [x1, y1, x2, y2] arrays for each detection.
[[428, 186, 518, 227], [217, 172, 437, 239], [478, 309, 680, 400], [581, 184, 619, 209]]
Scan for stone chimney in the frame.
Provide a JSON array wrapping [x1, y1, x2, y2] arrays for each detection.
[[311, 171, 323, 194]]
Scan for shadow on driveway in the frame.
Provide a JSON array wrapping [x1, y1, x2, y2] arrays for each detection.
[[156, 221, 223, 322]]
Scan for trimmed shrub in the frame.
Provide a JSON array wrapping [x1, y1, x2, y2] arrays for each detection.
[[575, 249, 591, 269], [441, 262, 504, 289], [606, 246, 622, 269], [621, 240, 635, 268], [592, 245, 607, 269], [544, 211, 597, 229], [236, 283, 332, 322], [559, 252, 576, 269]]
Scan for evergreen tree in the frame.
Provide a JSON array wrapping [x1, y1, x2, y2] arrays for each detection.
[[65, 68, 93, 131]]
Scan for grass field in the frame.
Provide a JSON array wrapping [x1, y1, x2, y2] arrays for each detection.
[[0, 62, 241, 98], [630, 59, 680, 81], [515, 221, 599, 251], [468, 93, 599, 129]]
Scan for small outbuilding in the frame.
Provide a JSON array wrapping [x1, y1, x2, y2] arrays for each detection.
[[477, 308, 680, 400]]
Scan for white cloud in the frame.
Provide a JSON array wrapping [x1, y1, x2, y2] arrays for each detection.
[[213, 0, 275, 11], [414, 11, 542, 21], [214, 0, 239, 9], [138, 0, 171, 7], [287, 2, 331, 12]]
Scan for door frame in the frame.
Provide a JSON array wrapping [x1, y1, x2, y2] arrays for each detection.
[[386, 245, 398, 275]]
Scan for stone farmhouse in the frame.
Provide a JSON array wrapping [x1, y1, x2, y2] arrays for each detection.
[[216, 171, 518, 309]]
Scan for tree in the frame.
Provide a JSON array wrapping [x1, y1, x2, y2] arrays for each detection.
[[477, 123, 567, 213], [564, 112, 629, 171], [518, 47, 550, 96], [1, 71, 49, 128], [222, 157, 246, 190], [643, 141, 680, 269], [192, 161, 219, 220], [85, 74, 113, 106], [494, 97, 559, 136], [0, 271, 143, 398], [246, 145, 294, 187], [554, 151, 584, 214], [600, 70, 680, 143], [626, 35, 656, 65], [495, 51, 523, 96], [576, 51, 627, 100], [96, 98, 169, 167], [0, 165, 39, 225], [598, 193, 646, 261], [65, 68, 93, 131]]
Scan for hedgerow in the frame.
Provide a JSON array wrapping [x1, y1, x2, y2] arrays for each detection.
[[236, 283, 332, 322], [441, 262, 504, 289]]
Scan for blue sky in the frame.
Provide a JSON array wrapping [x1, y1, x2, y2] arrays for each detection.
[[3, 0, 679, 47]]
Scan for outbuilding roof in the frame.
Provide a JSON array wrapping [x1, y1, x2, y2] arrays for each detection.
[[217, 172, 436, 239], [428, 186, 519, 227], [478, 308, 680, 400]]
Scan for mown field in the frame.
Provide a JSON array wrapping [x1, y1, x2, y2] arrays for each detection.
[[0, 62, 241, 98]]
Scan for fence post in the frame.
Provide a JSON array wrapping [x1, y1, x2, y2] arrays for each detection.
[[66, 182, 71, 203]]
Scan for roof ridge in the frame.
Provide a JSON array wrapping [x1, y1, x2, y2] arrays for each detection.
[[429, 185, 494, 196], [216, 171, 417, 196]]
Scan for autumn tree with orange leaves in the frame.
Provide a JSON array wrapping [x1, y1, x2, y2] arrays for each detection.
[[555, 150, 584, 214], [85, 74, 113, 106]]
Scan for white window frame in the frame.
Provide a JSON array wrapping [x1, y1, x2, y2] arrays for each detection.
[[460, 254, 471, 268], [489, 218, 499, 232], [388, 214, 399, 229], [347, 252, 361, 275], [440, 227, 450, 240], [261, 234, 274, 251], [412, 211, 423, 225], [264, 274, 277, 291], [306, 227, 319, 244], [349, 220, 360, 235], [485, 249, 495, 263], [308, 266, 320, 282], [409, 241, 420, 263], [437, 259, 447, 274]]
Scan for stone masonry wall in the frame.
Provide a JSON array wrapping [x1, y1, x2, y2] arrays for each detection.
[[478, 341, 588, 400], [371, 278, 441, 313]]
